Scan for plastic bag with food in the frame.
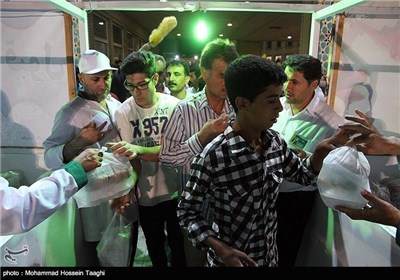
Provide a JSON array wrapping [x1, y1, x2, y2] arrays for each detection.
[[318, 146, 371, 209]]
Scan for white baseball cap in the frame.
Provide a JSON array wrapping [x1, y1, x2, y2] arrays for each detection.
[[78, 50, 117, 74]]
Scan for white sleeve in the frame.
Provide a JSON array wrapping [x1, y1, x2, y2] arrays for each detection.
[[0, 170, 79, 236]]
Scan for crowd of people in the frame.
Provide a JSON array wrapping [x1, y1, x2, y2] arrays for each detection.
[[1, 37, 399, 268]]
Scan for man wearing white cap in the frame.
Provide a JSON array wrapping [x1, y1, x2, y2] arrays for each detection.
[[43, 50, 138, 266]]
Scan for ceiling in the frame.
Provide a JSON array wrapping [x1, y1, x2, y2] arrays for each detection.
[[112, 9, 306, 56], [5, 1, 398, 55], [85, 0, 397, 56], [119, 10, 304, 43], [64, 0, 398, 44]]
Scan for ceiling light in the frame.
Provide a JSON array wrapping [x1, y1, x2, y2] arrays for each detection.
[[195, 20, 208, 41], [98, 22, 104, 26], [227, 23, 233, 27], [287, 35, 292, 39], [177, 33, 181, 37], [219, 34, 224, 37]]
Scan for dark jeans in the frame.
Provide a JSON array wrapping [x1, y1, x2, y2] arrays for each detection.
[[276, 190, 316, 267], [138, 199, 186, 267], [129, 221, 139, 267]]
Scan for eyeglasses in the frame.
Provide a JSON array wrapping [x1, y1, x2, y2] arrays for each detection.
[[124, 76, 153, 91]]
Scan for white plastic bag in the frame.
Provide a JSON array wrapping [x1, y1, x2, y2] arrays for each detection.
[[73, 152, 135, 208], [96, 213, 132, 267], [318, 146, 371, 209]]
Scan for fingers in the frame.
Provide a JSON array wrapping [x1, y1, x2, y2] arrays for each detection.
[[354, 108, 368, 120], [359, 188, 377, 203], [339, 123, 370, 135], [97, 121, 108, 131], [127, 152, 138, 160], [110, 195, 131, 215], [105, 142, 116, 148], [98, 127, 113, 140], [344, 115, 368, 125], [74, 148, 104, 171]]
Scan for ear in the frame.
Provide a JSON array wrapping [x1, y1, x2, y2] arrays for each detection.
[[200, 68, 208, 83], [78, 73, 84, 84], [310, 79, 319, 90], [153, 72, 159, 85], [184, 75, 191, 85], [235, 96, 248, 110]]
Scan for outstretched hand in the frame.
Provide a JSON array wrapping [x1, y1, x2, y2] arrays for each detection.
[[336, 188, 400, 227], [106, 141, 141, 160], [339, 109, 399, 155]]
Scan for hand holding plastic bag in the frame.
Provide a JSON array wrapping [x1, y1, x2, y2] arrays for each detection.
[[96, 213, 132, 267], [73, 152, 135, 208]]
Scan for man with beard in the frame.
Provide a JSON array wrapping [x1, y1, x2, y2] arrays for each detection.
[[43, 50, 137, 266]]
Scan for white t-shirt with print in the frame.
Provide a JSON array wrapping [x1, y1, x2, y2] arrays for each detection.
[[115, 93, 180, 206]]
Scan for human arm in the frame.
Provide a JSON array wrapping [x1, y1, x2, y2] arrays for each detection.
[[160, 104, 229, 167], [63, 121, 111, 163], [43, 106, 110, 168], [0, 149, 102, 235], [106, 141, 160, 162], [339, 109, 400, 155], [336, 189, 400, 247]]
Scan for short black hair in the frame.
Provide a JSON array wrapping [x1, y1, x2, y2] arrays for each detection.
[[120, 50, 156, 77], [189, 64, 201, 77], [166, 60, 190, 76], [225, 54, 287, 112], [282, 54, 322, 84]]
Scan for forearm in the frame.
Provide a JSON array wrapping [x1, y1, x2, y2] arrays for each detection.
[[160, 134, 202, 167], [197, 129, 218, 147], [309, 145, 332, 173], [204, 236, 231, 258], [63, 161, 88, 188], [137, 146, 161, 162], [384, 136, 400, 155], [63, 137, 88, 163], [0, 170, 79, 235]]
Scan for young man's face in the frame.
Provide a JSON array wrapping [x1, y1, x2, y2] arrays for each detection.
[[202, 58, 228, 102], [125, 72, 157, 108], [246, 84, 283, 131], [79, 70, 112, 102], [166, 64, 190, 95], [283, 67, 317, 108]]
